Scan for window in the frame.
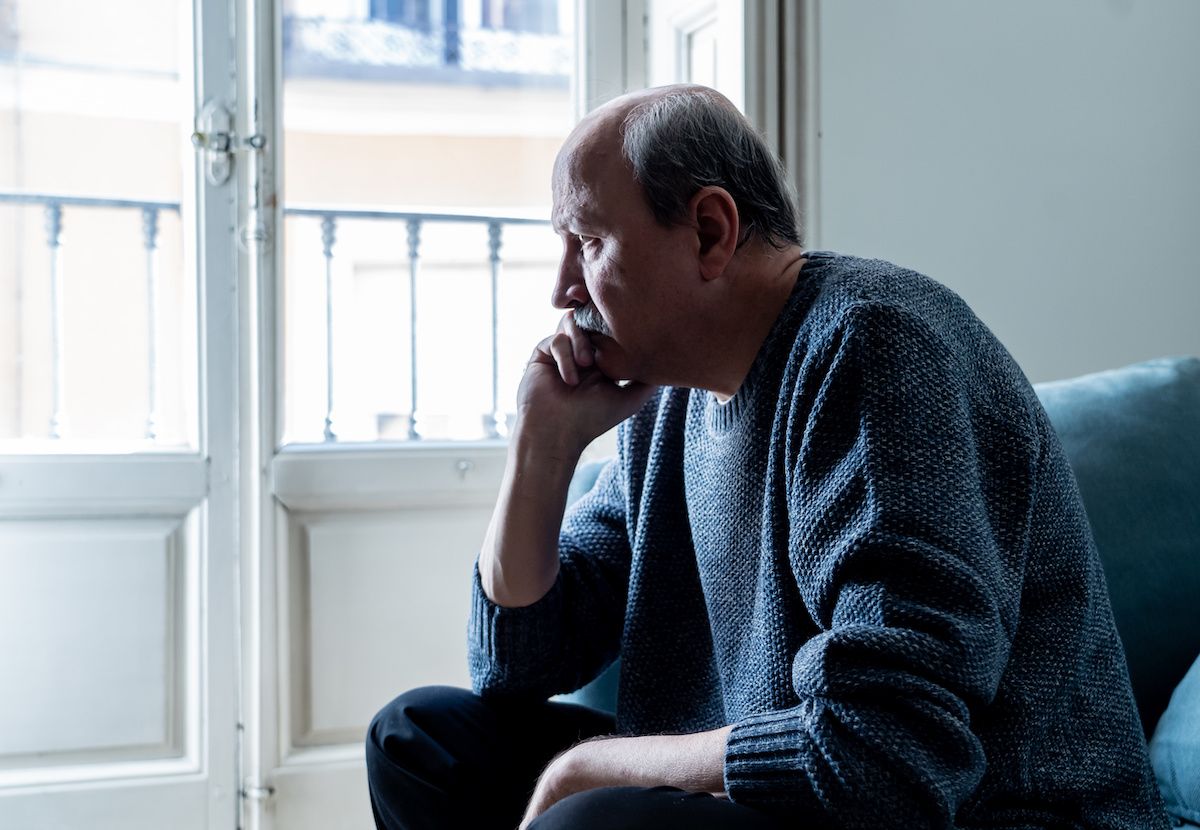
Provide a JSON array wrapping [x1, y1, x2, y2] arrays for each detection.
[[280, 0, 575, 443], [0, 0, 197, 450]]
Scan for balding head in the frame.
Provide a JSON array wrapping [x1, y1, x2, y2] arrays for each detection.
[[555, 84, 801, 250], [551, 88, 673, 221]]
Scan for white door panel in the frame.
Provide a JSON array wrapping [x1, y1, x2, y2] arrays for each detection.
[[0, 456, 207, 517], [0, 516, 190, 767], [0, 0, 242, 825], [1, 778, 210, 830], [271, 760, 372, 830], [289, 504, 492, 748], [256, 456, 501, 827]]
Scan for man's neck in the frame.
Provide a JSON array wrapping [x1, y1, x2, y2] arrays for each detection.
[[704, 247, 807, 402]]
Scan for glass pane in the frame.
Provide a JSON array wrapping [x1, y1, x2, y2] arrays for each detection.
[[0, 0, 197, 451], [281, 0, 574, 444]]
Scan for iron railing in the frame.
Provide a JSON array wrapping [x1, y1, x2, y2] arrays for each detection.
[[0, 190, 180, 441], [0, 190, 551, 443], [284, 205, 552, 441]]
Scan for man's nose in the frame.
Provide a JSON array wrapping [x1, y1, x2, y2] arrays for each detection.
[[550, 251, 589, 310]]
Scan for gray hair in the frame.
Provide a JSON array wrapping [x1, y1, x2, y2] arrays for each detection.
[[620, 89, 802, 249]]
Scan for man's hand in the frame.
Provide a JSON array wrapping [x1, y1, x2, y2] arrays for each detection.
[[516, 310, 656, 458], [478, 312, 656, 608], [518, 726, 734, 828]]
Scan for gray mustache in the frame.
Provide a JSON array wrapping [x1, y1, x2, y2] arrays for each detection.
[[573, 303, 612, 337]]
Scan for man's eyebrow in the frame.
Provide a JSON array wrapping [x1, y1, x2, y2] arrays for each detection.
[[573, 202, 605, 229], [552, 208, 598, 235]]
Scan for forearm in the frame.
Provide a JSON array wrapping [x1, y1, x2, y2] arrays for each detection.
[[479, 424, 581, 608], [562, 727, 733, 796], [485, 309, 654, 609], [521, 725, 734, 827]]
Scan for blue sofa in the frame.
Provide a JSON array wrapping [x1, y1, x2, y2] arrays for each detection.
[[559, 356, 1200, 824]]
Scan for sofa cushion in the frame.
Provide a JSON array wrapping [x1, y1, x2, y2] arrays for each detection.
[[557, 460, 622, 712], [1150, 651, 1200, 826], [1035, 356, 1200, 736], [566, 460, 607, 506]]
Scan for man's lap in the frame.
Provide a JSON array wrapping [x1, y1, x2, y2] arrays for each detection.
[[366, 686, 615, 829], [366, 686, 784, 829]]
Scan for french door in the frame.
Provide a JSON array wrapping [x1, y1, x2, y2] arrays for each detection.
[[242, 2, 786, 828], [0, 2, 787, 828], [0, 0, 243, 828]]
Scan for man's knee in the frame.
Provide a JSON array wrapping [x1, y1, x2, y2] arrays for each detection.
[[529, 786, 661, 830], [365, 685, 478, 769], [369, 685, 477, 730], [366, 687, 488, 830]]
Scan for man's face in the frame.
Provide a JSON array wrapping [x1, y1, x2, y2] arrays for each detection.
[[549, 128, 695, 384]]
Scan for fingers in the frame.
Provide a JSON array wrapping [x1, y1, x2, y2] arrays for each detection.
[[546, 332, 579, 385], [531, 332, 582, 386], [562, 312, 594, 368], [533, 312, 596, 386]]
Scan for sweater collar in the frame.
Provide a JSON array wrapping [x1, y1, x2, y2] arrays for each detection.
[[704, 250, 835, 432]]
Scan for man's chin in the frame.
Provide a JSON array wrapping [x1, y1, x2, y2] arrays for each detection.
[[590, 342, 639, 385]]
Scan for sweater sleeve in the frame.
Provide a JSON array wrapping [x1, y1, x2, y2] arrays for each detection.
[[468, 457, 632, 700], [724, 302, 1035, 825]]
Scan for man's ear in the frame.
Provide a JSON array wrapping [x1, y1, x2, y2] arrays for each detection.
[[688, 186, 739, 281]]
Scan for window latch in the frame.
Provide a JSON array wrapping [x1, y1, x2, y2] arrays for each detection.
[[191, 101, 266, 186]]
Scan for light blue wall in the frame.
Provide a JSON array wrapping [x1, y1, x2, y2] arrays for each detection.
[[813, 0, 1200, 383]]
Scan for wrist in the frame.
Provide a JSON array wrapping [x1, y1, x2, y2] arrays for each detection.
[[554, 741, 607, 795], [509, 417, 586, 469]]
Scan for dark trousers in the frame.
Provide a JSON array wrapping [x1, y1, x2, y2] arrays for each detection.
[[365, 686, 786, 830]]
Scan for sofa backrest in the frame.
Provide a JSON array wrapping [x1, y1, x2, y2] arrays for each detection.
[[1035, 356, 1200, 737]]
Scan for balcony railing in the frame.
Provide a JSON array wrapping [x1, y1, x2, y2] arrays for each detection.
[[0, 190, 180, 442], [0, 190, 552, 445], [284, 205, 552, 442]]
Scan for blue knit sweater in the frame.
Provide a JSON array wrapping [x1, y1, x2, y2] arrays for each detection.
[[468, 251, 1168, 828]]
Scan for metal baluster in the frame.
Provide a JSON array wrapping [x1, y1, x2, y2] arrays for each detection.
[[321, 215, 337, 442], [406, 218, 421, 440], [142, 207, 160, 441], [442, 0, 461, 67], [485, 221, 502, 438], [44, 204, 64, 439]]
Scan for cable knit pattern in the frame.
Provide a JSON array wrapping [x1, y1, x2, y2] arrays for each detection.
[[468, 251, 1169, 828]]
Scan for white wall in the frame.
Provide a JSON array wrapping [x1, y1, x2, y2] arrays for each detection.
[[813, 0, 1200, 383]]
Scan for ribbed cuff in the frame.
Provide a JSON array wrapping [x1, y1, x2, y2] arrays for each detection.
[[467, 562, 564, 692], [724, 705, 812, 812]]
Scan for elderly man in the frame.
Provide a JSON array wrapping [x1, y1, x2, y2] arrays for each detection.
[[365, 85, 1168, 829]]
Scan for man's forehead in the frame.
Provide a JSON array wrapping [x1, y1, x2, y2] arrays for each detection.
[[551, 134, 620, 227], [551, 191, 590, 230], [555, 125, 617, 184]]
